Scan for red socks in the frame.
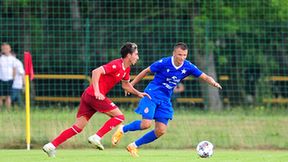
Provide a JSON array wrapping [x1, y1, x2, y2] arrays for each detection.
[[96, 115, 125, 137], [50, 115, 125, 147], [51, 125, 82, 147]]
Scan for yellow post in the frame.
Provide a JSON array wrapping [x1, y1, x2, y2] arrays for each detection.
[[25, 75, 31, 150]]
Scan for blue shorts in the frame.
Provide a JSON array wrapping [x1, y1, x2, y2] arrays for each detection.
[[135, 96, 174, 125]]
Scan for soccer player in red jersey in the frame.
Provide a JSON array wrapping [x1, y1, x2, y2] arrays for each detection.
[[43, 42, 150, 157]]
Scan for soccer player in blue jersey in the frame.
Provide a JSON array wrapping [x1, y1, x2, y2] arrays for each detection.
[[112, 42, 222, 157]]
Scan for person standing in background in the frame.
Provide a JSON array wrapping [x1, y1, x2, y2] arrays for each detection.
[[11, 52, 25, 107], [0, 43, 17, 110]]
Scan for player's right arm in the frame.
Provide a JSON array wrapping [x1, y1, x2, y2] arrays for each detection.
[[199, 73, 222, 89], [91, 67, 105, 100], [121, 80, 151, 99], [130, 66, 151, 86]]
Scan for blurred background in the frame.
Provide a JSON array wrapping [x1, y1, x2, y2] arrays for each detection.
[[0, 0, 287, 150], [1, 0, 288, 109]]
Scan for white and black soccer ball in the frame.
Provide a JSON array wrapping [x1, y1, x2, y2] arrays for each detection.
[[196, 141, 214, 158]]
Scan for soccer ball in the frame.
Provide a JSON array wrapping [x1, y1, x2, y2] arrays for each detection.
[[196, 141, 214, 158]]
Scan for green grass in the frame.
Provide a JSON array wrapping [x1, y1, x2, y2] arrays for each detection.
[[1, 107, 288, 149], [1, 149, 288, 162]]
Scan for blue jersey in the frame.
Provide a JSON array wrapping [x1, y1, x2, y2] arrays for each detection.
[[135, 56, 203, 121], [145, 56, 203, 101]]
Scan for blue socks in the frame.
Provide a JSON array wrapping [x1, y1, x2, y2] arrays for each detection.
[[123, 120, 142, 133], [135, 130, 157, 147], [123, 120, 158, 147]]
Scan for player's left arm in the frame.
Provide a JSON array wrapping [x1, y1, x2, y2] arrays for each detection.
[[198, 73, 222, 89], [121, 80, 151, 99]]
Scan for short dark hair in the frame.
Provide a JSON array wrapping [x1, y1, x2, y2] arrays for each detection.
[[1, 42, 10, 46], [174, 42, 188, 51], [120, 42, 138, 58]]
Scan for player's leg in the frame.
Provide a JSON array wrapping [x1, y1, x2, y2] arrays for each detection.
[[88, 108, 124, 150], [112, 119, 152, 146], [51, 116, 88, 147], [131, 100, 172, 146], [125, 119, 153, 132], [154, 120, 168, 137], [43, 91, 95, 157], [127, 119, 168, 157], [88, 97, 124, 150], [134, 120, 168, 146], [127, 100, 172, 157], [43, 116, 89, 157], [112, 96, 155, 145]]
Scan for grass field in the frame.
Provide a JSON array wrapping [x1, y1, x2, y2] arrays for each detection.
[[1, 149, 288, 162], [1, 107, 288, 162], [1, 107, 288, 149]]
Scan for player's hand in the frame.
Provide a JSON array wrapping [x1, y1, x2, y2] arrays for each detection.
[[94, 92, 105, 100], [214, 82, 222, 89], [137, 92, 151, 99]]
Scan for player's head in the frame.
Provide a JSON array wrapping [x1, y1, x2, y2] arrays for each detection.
[[173, 42, 188, 51], [120, 42, 139, 65], [173, 42, 188, 66], [1, 42, 12, 54]]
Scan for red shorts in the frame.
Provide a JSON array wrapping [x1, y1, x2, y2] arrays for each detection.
[[76, 90, 118, 119]]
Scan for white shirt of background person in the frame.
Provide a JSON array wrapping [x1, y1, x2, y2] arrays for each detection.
[[12, 58, 25, 89], [0, 54, 17, 81]]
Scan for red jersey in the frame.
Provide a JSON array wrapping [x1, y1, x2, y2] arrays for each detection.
[[86, 58, 131, 96]]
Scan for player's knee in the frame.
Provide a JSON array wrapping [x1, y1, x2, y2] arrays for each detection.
[[72, 125, 83, 134], [115, 114, 125, 122], [141, 121, 152, 130], [75, 116, 90, 129], [155, 127, 166, 137]]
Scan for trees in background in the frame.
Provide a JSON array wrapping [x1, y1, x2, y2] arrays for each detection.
[[0, 0, 287, 109]]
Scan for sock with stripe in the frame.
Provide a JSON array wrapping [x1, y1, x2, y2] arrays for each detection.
[[96, 115, 125, 137], [51, 125, 82, 147]]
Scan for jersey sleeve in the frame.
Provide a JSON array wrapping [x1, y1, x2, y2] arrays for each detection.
[[188, 63, 203, 77], [122, 68, 130, 81], [150, 59, 164, 73], [102, 61, 119, 74]]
